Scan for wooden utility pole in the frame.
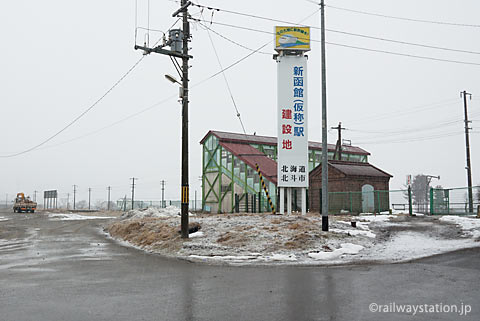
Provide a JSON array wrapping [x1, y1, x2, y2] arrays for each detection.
[[331, 122, 346, 160], [320, 0, 329, 231], [161, 180, 165, 208], [130, 178, 138, 210], [461, 91, 474, 213]]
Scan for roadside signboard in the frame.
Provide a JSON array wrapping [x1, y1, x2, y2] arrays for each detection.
[[44, 190, 57, 199], [277, 55, 309, 188]]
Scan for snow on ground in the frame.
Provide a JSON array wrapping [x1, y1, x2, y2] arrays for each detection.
[[48, 213, 116, 221], [105, 208, 480, 266], [0, 216, 9, 222], [308, 243, 364, 261], [439, 215, 480, 238], [359, 232, 477, 263], [120, 206, 195, 219]]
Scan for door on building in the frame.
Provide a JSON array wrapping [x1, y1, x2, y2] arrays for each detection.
[[362, 184, 375, 213]]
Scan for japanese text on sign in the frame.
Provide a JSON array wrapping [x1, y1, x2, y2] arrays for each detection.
[[277, 55, 309, 188]]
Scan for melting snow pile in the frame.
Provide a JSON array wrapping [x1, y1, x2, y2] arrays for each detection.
[[105, 210, 480, 265], [439, 215, 480, 239], [106, 210, 387, 265]]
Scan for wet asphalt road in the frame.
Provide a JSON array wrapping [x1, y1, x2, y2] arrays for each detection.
[[0, 209, 479, 321]]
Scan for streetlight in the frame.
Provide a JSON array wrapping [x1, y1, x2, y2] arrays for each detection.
[[165, 74, 181, 85]]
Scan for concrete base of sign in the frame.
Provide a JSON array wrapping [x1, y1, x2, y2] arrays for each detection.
[[280, 188, 285, 215], [278, 187, 307, 215], [287, 188, 292, 215], [301, 188, 306, 215]]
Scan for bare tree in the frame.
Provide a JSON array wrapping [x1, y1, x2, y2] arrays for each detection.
[[411, 174, 429, 211]]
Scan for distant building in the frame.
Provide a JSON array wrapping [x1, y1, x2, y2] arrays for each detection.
[[201, 130, 392, 214]]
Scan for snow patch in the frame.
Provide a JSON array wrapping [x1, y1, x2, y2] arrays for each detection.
[[363, 231, 477, 262], [331, 228, 376, 238], [48, 213, 115, 221], [308, 243, 364, 260], [0, 216, 9, 222], [439, 215, 480, 238], [358, 214, 395, 222], [121, 206, 195, 219], [189, 231, 204, 238], [269, 254, 297, 261]]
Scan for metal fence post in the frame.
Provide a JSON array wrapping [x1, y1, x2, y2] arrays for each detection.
[[235, 194, 239, 213], [258, 192, 262, 213], [246, 193, 249, 213], [253, 194, 256, 213], [429, 187, 434, 215], [408, 186, 413, 216]]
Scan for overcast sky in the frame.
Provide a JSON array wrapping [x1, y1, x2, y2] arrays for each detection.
[[1, 0, 479, 205]]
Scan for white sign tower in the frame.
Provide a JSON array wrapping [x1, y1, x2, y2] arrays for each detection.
[[275, 26, 311, 215]]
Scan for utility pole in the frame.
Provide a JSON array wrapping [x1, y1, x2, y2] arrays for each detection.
[[88, 188, 92, 210], [179, 0, 191, 239], [331, 122, 346, 160], [134, 0, 192, 238], [131, 178, 138, 210], [73, 185, 77, 210], [320, 0, 329, 231], [67, 193, 70, 210], [107, 186, 111, 211], [33, 190, 38, 202], [161, 180, 165, 208], [461, 91, 474, 213]]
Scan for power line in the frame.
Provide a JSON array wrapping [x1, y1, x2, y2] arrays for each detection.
[[346, 99, 458, 126], [197, 22, 272, 55], [354, 131, 465, 145], [325, 4, 480, 28], [348, 118, 463, 137], [33, 10, 318, 153], [190, 18, 480, 66], [191, 2, 480, 55], [327, 42, 480, 67], [0, 56, 146, 158], [326, 29, 480, 56], [199, 20, 247, 135]]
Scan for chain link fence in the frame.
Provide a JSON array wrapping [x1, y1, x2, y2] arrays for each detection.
[[431, 186, 480, 215]]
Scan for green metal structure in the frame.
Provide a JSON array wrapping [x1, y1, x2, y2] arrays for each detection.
[[201, 131, 370, 213]]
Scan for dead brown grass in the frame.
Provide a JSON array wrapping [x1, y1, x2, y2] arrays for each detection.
[[216, 231, 250, 247], [107, 218, 181, 249]]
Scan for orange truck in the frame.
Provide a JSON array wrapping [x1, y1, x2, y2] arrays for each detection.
[[13, 193, 37, 213]]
